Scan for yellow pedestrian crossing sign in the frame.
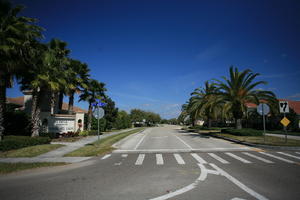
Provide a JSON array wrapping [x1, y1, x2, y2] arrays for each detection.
[[280, 117, 290, 127]]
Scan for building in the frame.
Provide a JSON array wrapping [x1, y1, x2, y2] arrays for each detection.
[[7, 91, 87, 134]]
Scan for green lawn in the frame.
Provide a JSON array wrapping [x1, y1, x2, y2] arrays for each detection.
[[0, 144, 64, 158], [0, 162, 66, 174], [65, 128, 145, 157], [217, 133, 300, 146], [52, 136, 84, 142], [266, 130, 300, 136]]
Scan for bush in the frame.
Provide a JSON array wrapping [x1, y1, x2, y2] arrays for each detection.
[[4, 111, 31, 136], [40, 132, 59, 139], [79, 130, 89, 137], [0, 136, 51, 151], [221, 128, 263, 136]]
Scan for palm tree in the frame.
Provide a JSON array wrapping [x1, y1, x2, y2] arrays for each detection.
[[189, 81, 222, 128], [0, 1, 43, 139], [214, 66, 276, 129], [65, 59, 90, 114], [79, 79, 106, 131]]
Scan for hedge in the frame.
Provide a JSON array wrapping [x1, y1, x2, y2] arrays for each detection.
[[0, 136, 51, 151], [221, 128, 263, 136]]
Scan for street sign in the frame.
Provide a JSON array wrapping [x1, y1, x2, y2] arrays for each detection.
[[280, 117, 290, 127], [93, 107, 104, 119], [279, 101, 289, 113], [257, 103, 270, 116]]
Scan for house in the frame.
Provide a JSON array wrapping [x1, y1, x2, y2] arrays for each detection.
[[7, 92, 88, 133]]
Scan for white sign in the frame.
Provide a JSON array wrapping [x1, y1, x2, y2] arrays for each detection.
[[257, 103, 270, 116], [279, 101, 289, 113], [49, 119, 75, 132], [93, 107, 104, 119]]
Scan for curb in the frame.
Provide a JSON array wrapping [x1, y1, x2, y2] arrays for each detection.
[[211, 134, 300, 150]]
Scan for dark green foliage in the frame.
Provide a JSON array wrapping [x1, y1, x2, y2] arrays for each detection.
[[4, 111, 31, 136], [221, 128, 263, 136], [103, 98, 118, 130], [0, 136, 51, 151], [39, 132, 59, 139], [130, 109, 161, 126], [114, 111, 132, 129], [91, 117, 106, 132]]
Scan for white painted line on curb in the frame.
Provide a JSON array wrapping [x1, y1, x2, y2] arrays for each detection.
[[210, 163, 269, 200], [242, 152, 273, 164], [101, 154, 111, 160], [156, 154, 164, 165], [135, 154, 145, 165], [121, 154, 128, 158], [259, 152, 295, 164], [208, 153, 229, 164], [134, 133, 148, 150], [277, 152, 300, 160], [174, 135, 193, 149], [174, 154, 185, 165], [225, 153, 251, 163], [191, 153, 207, 164]]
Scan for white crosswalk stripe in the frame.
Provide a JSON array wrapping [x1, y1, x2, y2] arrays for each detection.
[[174, 154, 185, 165], [208, 153, 229, 164], [259, 152, 295, 164], [277, 152, 300, 160], [135, 154, 145, 165], [225, 153, 251, 163], [191, 153, 207, 164], [121, 154, 128, 158], [242, 152, 273, 163], [295, 152, 300, 155], [156, 154, 164, 165]]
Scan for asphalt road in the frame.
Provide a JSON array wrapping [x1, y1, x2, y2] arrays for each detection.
[[1, 125, 300, 200]]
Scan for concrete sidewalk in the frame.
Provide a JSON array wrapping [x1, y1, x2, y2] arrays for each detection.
[[266, 133, 300, 140], [0, 128, 136, 163]]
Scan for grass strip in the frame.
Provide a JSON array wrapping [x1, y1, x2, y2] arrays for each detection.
[[217, 133, 300, 146], [0, 144, 64, 158], [65, 128, 145, 157], [0, 162, 66, 174]]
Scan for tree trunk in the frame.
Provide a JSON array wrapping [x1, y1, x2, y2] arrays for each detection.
[[236, 119, 242, 129], [68, 91, 74, 114], [0, 77, 6, 141], [58, 91, 64, 112], [87, 103, 92, 131], [31, 90, 41, 137], [208, 118, 212, 128], [50, 91, 55, 115]]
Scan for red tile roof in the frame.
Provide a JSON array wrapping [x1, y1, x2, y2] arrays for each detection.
[[245, 99, 300, 114], [7, 96, 88, 113]]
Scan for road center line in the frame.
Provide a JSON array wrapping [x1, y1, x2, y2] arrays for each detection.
[[174, 135, 193, 149], [134, 133, 148, 150], [210, 163, 269, 200]]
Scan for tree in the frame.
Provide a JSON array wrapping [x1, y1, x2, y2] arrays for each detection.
[[65, 59, 90, 114], [0, 0, 43, 139], [114, 111, 131, 129], [79, 79, 106, 131], [214, 66, 277, 129], [103, 97, 118, 130]]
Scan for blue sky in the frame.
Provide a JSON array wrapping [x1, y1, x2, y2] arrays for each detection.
[[8, 0, 300, 119]]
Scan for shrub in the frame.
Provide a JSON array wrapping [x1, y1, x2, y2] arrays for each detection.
[[79, 130, 89, 137], [0, 136, 51, 151], [4, 111, 31, 136], [221, 128, 263, 136], [40, 132, 59, 139]]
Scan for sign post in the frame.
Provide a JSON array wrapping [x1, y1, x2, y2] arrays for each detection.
[[257, 103, 270, 142], [92, 100, 106, 140], [279, 101, 290, 143]]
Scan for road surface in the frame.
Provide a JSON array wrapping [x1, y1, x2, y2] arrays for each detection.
[[0, 125, 299, 200]]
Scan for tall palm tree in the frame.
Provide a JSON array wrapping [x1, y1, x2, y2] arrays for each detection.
[[189, 81, 222, 128], [0, 0, 43, 139], [79, 79, 106, 131], [65, 59, 90, 114], [214, 66, 276, 129]]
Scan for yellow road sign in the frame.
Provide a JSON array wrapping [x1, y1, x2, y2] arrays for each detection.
[[280, 117, 290, 127]]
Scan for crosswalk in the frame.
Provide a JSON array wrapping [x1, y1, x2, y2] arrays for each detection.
[[104, 151, 300, 166]]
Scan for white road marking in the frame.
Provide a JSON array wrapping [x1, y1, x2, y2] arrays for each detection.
[[134, 133, 148, 150], [277, 152, 300, 160], [225, 153, 251, 163], [210, 163, 269, 200], [114, 162, 122, 165], [242, 152, 273, 164], [135, 154, 145, 165], [113, 147, 251, 153], [259, 152, 295, 164], [101, 154, 111, 160], [191, 153, 207, 164], [295, 152, 300, 155], [148, 163, 213, 200], [208, 153, 229, 164], [121, 154, 128, 158], [174, 135, 193, 149], [174, 154, 185, 165], [156, 154, 164, 165], [151, 136, 168, 139]]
